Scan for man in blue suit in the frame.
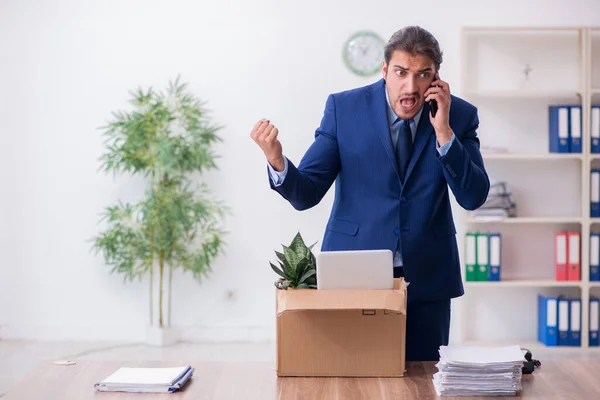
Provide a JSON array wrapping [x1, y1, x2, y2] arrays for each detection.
[[251, 26, 489, 361]]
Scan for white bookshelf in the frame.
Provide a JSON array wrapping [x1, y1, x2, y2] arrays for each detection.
[[465, 217, 583, 224], [458, 26, 600, 350], [465, 280, 582, 288], [462, 340, 600, 352], [483, 153, 584, 161], [465, 91, 582, 99]]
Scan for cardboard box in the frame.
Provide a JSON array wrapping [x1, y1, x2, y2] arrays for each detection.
[[275, 278, 407, 377]]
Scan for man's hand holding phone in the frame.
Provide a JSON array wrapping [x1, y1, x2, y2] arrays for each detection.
[[425, 73, 453, 146]]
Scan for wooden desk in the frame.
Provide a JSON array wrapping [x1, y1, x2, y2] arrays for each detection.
[[4, 360, 600, 399]]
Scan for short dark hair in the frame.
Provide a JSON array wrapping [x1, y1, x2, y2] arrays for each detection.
[[384, 26, 443, 70]]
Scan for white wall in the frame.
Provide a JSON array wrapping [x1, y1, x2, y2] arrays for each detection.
[[1, 0, 599, 343]]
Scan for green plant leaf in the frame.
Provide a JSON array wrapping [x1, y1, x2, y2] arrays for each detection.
[[290, 232, 308, 259], [283, 247, 300, 271], [270, 262, 285, 279], [294, 257, 309, 284], [274, 250, 286, 264], [299, 269, 316, 283], [278, 260, 295, 281]]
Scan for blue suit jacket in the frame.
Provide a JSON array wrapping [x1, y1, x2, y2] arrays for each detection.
[[270, 78, 490, 302]]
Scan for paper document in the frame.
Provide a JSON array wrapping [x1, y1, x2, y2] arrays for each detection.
[[433, 345, 525, 397], [94, 366, 194, 393]]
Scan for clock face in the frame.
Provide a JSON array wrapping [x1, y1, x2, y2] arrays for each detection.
[[343, 31, 385, 76]]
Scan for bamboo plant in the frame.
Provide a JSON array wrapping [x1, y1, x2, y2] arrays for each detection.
[[92, 76, 228, 328]]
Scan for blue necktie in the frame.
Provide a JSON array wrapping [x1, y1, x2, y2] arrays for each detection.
[[396, 118, 413, 182]]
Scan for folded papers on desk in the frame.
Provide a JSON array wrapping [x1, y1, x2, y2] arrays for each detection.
[[94, 366, 194, 393], [433, 345, 525, 397]]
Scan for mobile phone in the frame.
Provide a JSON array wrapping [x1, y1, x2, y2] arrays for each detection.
[[429, 82, 439, 118], [430, 97, 438, 118], [429, 73, 440, 117]]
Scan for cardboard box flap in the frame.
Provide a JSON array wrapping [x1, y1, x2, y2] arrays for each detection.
[[276, 279, 406, 315]]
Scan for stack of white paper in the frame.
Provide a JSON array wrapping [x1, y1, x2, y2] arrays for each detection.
[[94, 366, 194, 393], [433, 345, 525, 397]]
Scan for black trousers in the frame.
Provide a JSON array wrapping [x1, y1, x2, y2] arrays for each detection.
[[405, 298, 451, 361], [395, 267, 451, 361]]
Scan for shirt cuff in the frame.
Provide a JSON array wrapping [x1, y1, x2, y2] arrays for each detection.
[[436, 133, 455, 157], [268, 157, 288, 187]]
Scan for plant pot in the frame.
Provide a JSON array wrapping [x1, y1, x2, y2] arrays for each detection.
[[146, 326, 178, 346]]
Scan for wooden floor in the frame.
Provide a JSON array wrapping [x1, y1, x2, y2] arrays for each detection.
[[4, 359, 600, 399]]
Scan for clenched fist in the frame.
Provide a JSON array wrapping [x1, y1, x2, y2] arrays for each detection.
[[250, 119, 285, 171]]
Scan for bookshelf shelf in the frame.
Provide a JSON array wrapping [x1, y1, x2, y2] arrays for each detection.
[[466, 217, 583, 224], [462, 340, 599, 352], [482, 153, 584, 161], [464, 91, 581, 99], [459, 26, 598, 349], [465, 280, 582, 288], [462, 27, 581, 33]]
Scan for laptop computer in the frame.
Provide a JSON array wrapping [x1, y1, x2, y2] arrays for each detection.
[[316, 249, 394, 290]]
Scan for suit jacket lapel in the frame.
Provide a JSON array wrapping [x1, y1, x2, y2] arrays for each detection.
[[367, 79, 400, 180], [404, 101, 435, 185]]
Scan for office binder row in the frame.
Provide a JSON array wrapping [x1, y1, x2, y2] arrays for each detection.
[[465, 233, 501, 281], [549, 105, 600, 153], [591, 170, 600, 217], [538, 295, 600, 347], [592, 105, 600, 153], [554, 231, 600, 281], [554, 232, 580, 281], [590, 233, 600, 281], [549, 105, 582, 153]]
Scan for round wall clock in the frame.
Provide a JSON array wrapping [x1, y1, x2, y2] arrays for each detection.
[[342, 31, 385, 77]]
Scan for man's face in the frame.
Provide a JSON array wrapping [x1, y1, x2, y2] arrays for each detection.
[[382, 50, 437, 120]]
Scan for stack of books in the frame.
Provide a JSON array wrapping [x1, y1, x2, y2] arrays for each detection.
[[433, 345, 525, 397], [94, 366, 194, 393], [470, 181, 516, 220]]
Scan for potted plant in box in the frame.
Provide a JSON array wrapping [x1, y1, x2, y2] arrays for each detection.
[[270, 232, 318, 289]]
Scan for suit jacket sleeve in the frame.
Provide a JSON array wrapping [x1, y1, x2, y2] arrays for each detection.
[[269, 94, 341, 210], [438, 108, 490, 210]]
